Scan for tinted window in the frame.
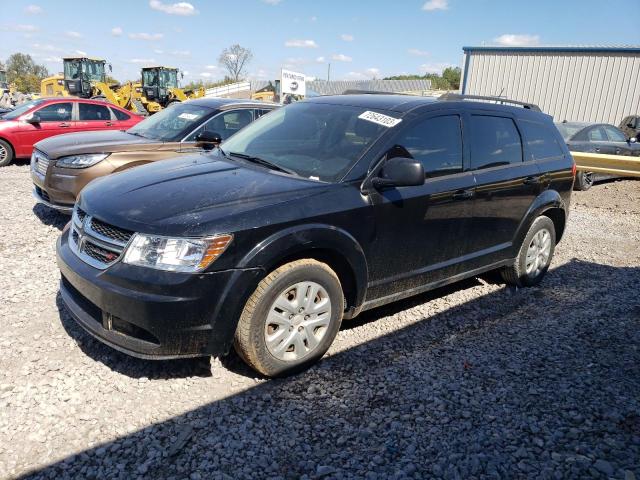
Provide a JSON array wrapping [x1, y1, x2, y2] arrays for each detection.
[[394, 115, 462, 177], [111, 108, 130, 121], [36, 103, 72, 122], [185, 109, 254, 142], [555, 123, 586, 141], [520, 121, 564, 160], [79, 103, 111, 121], [469, 115, 522, 169], [603, 126, 627, 142], [256, 109, 272, 118], [588, 127, 607, 141]]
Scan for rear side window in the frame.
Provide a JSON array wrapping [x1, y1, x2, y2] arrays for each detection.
[[394, 115, 463, 177], [519, 120, 564, 160], [469, 115, 522, 169], [111, 108, 131, 121], [36, 102, 72, 121], [603, 126, 627, 142], [587, 127, 607, 141], [79, 103, 111, 121]]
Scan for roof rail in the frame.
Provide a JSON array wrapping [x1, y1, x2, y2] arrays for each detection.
[[342, 89, 410, 96], [439, 93, 541, 111]]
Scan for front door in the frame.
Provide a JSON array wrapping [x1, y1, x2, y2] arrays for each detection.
[[365, 113, 476, 301], [14, 101, 74, 157]]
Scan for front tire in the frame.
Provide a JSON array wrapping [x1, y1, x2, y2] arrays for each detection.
[[0, 139, 14, 167], [501, 216, 556, 287], [234, 259, 344, 377]]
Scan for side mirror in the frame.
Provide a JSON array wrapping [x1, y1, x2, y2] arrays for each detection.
[[630, 137, 637, 144], [373, 157, 425, 189], [25, 113, 41, 124], [195, 131, 222, 151]]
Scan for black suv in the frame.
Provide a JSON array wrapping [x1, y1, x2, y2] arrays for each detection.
[[57, 94, 575, 376]]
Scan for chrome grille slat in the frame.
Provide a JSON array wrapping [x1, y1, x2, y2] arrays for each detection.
[[31, 150, 50, 177], [70, 206, 135, 270]]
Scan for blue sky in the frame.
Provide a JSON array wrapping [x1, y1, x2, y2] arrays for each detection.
[[1, 0, 639, 83]]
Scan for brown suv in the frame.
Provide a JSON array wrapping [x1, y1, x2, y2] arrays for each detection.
[[32, 98, 277, 213]]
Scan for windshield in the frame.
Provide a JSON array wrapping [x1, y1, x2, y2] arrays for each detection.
[[220, 102, 391, 182], [2, 99, 45, 120], [555, 123, 586, 141], [142, 69, 178, 88], [127, 102, 213, 141], [64, 60, 105, 82]]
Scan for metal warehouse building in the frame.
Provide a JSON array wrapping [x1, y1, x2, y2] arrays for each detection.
[[460, 46, 640, 124]]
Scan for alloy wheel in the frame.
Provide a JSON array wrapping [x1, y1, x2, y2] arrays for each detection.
[[525, 228, 552, 277]]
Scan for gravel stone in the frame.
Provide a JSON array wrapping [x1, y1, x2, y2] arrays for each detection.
[[0, 165, 639, 480]]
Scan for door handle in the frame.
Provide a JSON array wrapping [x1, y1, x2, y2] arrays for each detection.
[[615, 148, 621, 154], [452, 189, 474, 200], [58, 122, 71, 128], [594, 147, 601, 152], [523, 175, 542, 185], [105, 121, 113, 127]]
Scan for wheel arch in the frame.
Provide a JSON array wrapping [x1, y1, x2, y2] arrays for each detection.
[[514, 189, 567, 249]]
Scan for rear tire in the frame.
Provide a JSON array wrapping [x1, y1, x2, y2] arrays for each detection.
[[234, 259, 344, 377], [574, 171, 594, 191], [501, 216, 556, 287], [0, 139, 14, 167]]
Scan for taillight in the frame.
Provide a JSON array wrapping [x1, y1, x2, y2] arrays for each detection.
[[571, 162, 576, 177]]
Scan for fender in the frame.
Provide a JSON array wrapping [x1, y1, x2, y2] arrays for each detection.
[[512, 189, 566, 253], [238, 223, 369, 309]]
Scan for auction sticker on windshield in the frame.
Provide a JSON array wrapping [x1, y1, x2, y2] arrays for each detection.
[[358, 111, 402, 128], [178, 113, 199, 120]]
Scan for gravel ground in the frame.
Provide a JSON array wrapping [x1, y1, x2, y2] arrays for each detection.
[[0, 163, 639, 480]]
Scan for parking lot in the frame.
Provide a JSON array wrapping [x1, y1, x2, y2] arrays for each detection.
[[0, 163, 639, 479]]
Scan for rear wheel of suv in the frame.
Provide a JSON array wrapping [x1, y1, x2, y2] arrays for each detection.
[[0, 139, 14, 167], [501, 216, 556, 287], [234, 259, 344, 377]]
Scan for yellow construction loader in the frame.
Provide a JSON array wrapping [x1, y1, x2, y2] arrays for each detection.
[[134, 66, 205, 113]]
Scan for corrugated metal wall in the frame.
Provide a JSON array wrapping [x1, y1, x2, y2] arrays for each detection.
[[461, 49, 640, 124]]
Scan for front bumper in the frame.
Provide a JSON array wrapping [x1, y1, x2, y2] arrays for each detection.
[[56, 227, 263, 359], [32, 187, 73, 214]]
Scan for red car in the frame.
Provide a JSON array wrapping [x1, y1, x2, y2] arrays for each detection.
[[0, 98, 142, 166]]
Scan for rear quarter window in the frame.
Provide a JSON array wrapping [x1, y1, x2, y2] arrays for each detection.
[[469, 115, 523, 169], [519, 120, 565, 161], [111, 108, 131, 121]]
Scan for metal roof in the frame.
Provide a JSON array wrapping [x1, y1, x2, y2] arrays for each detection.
[[307, 79, 432, 96], [463, 45, 640, 54]]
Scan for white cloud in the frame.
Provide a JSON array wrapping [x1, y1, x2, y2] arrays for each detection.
[[43, 56, 63, 63], [1, 24, 39, 32], [111, 26, 123, 37], [422, 0, 448, 11], [262, 0, 282, 4], [310, 16, 317, 22], [345, 68, 380, 80], [65, 31, 82, 38], [149, 0, 198, 15], [332, 53, 352, 62], [128, 32, 164, 41], [419, 62, 454, 74], [25, 5, 43, 14], [285, 39, 318, 48], [182, 70, 189, 76], [408, 48, 429, 57], [199, 72, 213, 78], [284, 57, 310, 66], [205, 65, 218, 70], [345, 71, 367, 80], [169, 49, 190, 56], [316, 56, 325, 63], [493, 34, 540, 46], [128, 58, 156, 64], [154, 49, 164, 54], [32, 43, 62, 52], [365, 67, 380, 78], [74, 50, 87, 56], [341, 34, 354, 42]]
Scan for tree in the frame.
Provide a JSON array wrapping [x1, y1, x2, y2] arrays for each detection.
[[218, 44, 253, 82], [442, 67, 461, 90], [5, 53, 49, 92]]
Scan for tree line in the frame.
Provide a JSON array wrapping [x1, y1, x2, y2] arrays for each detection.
[[385, 67, 462, 90], [1, 53, 49, 92]]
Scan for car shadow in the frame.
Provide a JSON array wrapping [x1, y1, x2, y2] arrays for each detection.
[[32, 204, 69, 230], [27, 259, 639, 480]]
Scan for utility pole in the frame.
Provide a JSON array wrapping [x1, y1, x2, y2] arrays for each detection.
[[327, 63, 331, 82]]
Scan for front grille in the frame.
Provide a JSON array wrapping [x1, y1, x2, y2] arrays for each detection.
[[32, 150, 50, 176], [90, 218, 133, 244], [70, 206, 135, 269]]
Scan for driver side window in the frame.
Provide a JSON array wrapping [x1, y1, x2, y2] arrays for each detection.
[[185, 109, 254, 142], [36, 103, 72, 122]]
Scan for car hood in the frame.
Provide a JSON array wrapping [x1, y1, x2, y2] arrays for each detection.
[[79, 152, 329, 236], [35, 130, 174, 159]]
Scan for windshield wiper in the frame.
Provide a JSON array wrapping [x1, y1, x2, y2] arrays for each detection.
[[129, 131, 148, 139], [227, 151, 297, 176]]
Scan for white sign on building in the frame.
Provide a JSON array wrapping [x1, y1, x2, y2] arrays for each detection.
[[280, 69, 306, 97]]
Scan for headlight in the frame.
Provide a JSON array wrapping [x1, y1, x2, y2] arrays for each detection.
[[123, 233, 233, 272], [56, 153, 109, 169]]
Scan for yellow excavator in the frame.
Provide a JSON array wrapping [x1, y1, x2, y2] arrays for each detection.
[[41, 59, 204, 115]]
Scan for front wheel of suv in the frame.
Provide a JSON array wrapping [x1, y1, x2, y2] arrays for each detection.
[[234, 259, 344, 377], [501, 216, 556, 287]]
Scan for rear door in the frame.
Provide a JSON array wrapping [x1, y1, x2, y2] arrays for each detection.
[[76, 102, 115, 132], [585, 126, 616, 154], [465, 112, 542, 267], [603, 125, 633, 156], [365, 112, 476, 299], [14, 101, 74, 156], [109, 107, 137, 130]]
